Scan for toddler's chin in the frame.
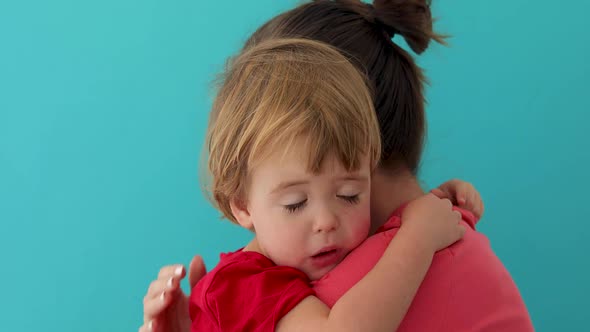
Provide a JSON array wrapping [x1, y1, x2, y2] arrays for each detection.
[[306, 260, 342, 281]]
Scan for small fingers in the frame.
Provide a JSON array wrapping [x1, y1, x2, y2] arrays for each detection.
[[456, 182, 473, 206], [457, 224, 466, 238], [442, 198, 454, 209], [465, 190, 484, 219], [457, 195, 467, 206], [469, 198, 481, 219], [430, 188, 448, 199]]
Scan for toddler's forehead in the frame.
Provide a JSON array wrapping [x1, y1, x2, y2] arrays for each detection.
[[251, 143, 365, 177]]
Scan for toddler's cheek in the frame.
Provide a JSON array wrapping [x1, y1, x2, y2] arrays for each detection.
[[351, 218, 371, 246]]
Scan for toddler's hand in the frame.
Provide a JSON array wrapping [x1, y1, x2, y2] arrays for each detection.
[[401, 193, 465, 253], [431, 179, 484, 219]]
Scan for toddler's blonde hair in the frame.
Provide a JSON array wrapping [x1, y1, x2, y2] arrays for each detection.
[[205, 38, 381, 223]]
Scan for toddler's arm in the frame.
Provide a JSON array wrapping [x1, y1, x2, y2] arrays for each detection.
[[277, 194, 465, 332]]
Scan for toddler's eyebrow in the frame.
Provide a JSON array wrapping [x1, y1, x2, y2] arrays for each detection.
[[271, 180, 310, 194], [271, 175, 368, 194], [334, 175, 368, 183]]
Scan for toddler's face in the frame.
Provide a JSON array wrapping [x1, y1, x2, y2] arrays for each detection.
[[237, 143, 371, 280]]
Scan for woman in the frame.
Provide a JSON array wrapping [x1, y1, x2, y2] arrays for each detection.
[[140, 1, 532, 331]]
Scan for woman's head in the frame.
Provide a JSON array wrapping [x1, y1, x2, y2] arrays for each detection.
[[206, 38, 380, 279], [246, 0, 444, 174]]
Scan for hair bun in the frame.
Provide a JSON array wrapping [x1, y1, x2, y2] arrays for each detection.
[[371, 0, 444, 54]]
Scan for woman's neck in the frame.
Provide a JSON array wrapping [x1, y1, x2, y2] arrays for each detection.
[[369, 167, 425, 234]]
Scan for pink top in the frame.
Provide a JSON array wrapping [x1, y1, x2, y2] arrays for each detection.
[[312, 205, 534, 331]]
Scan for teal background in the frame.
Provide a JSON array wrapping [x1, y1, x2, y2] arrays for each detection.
[[1, 0, 588, 331]]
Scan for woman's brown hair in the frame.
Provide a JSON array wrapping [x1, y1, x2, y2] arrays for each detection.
[[245, 0, 445, 174]]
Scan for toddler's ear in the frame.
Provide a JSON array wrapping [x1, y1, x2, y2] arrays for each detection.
[[230, 198, 254, 230]]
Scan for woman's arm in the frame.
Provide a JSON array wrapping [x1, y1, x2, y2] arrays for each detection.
[[140, 256, 206, 332]]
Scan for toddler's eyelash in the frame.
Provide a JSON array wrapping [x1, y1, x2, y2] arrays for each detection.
[[285, 200, 307, 213], [284, 195, 359, 213], [338, 194, 360, 204]]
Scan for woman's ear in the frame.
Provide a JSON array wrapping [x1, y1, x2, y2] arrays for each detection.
[[230, 198, 254, 230]]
